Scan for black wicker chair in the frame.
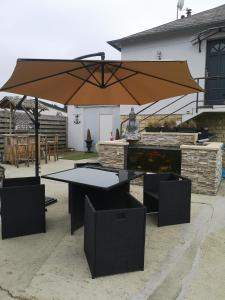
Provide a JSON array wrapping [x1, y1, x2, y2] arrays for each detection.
[[0, 165, 5, 181], [84, 193, 146, 278], [74, 162, 102, 168], [143, 173, 191, 227], [0, 176, 46, 239]]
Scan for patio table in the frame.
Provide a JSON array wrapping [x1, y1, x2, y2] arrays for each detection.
[[42, 167, 144, 234]]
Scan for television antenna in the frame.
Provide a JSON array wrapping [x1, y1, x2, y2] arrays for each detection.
[[177, 0, 184, 19]]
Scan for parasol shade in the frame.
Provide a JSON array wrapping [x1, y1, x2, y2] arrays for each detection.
[[0, 59, 203, 105]]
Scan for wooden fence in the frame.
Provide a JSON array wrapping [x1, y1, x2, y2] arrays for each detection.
[[39, 115, 67, 151], [0, 110, 67, 153], [0, 111, 11, 153]]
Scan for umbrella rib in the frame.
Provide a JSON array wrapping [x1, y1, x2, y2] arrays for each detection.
[[0, 62, 99, 91], [112, 73, 141, 105], [107, 63, 203, 92], [64, 64, 100, 105], [105, 72, 138, 88], [104, 63, 139, 88], [80, 61, 101, 86], [66, 72, 100, 88], [104, 63, 122, 86]]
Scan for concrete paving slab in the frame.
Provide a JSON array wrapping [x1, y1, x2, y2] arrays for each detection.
[[0, 159, 225, 300]]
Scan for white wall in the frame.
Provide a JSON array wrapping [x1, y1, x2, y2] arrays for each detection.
[[68, 106, 84, 151], [41, 108, 67, 117], [120, 30, 225, 116], [68, 105, 120, 151]]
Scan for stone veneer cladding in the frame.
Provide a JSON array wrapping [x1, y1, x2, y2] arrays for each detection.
[[98, 141, 128, 169], [98, 141, 143, 185], [98, 134, 223, 195], [181, 144, 223, 195], [195, 112, 225, 167], [140, 132, 198, 146]]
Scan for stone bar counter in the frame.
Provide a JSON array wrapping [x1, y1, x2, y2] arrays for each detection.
[[181, 142, 223, 195], [98, 140, 129, 169], [98, 139, 144, 186], [98, 132, 198, 168], [98, 133, 223, 195], [140, 132, 198, 146]]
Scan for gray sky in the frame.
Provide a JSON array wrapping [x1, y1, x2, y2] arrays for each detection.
[[0, 0, 225, 98]]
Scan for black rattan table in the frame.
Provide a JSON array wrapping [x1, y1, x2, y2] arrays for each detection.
[[42, 167, 144, 234]]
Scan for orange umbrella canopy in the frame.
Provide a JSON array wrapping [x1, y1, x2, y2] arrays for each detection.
[[0, 59, 203, 105]]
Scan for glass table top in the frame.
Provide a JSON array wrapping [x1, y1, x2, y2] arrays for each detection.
[[42, 167, 143, 189]]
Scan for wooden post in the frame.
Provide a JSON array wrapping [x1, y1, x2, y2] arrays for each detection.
[[9, 103, 13, 134]]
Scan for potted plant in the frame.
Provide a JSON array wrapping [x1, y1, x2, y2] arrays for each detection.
[[145, 119, 161, 132], [177, 122, 189, 132], [115, 128, 120, 140], [161, 119, 176, 132], [177, 120, 197, 133], [85, 128, 93, 152], [187, 120, 198, 132]]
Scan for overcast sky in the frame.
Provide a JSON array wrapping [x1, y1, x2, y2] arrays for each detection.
[[0, 0, 225, 98]]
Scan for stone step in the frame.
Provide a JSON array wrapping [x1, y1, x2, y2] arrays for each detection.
[[198, 105, 213, 109]]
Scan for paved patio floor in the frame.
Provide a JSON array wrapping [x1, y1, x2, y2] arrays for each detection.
[[0, 159, 225, 300]]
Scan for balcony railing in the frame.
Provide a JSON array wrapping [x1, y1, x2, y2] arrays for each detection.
[[120, 75, 225, 134]]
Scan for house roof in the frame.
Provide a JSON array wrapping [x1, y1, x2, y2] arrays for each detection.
[[0, 96, 48, 111], [38, 100, 67, 113], [108, 4, 225, 51]]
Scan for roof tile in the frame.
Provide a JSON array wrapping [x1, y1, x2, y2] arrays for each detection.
[[108, 4, 225, 51]]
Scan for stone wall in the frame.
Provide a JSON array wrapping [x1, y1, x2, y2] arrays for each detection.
[[195, 112, 225, 166], [121, 114, 182, 132], [98, 132, 197, 169], [98, 141, 128, 169], [181, 143, 223, 195], [98, 136, 223, 195], [140, 132, 198, 146], [195, 113, 225, 141], [132, 132, 197, 185], [98, 140, 144, 185]]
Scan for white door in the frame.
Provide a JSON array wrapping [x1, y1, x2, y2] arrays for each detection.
[[99, 114, 113, 141]]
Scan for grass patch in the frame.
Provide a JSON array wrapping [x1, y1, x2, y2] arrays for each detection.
[[62, 152, 98, 161]]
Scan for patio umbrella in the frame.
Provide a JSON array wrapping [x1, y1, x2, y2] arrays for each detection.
[[0, 58, 203, 105], [0, 58, 203, 176]]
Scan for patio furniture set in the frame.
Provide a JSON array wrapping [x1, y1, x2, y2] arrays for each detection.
[[0, 164, 191, 278], [0, 54, 199, 278]]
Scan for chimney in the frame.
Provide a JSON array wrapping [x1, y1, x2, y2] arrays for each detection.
[[186, 8, 192, 17]]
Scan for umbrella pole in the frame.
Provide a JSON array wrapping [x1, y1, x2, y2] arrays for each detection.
[[14, 95, 39, 177], [34, 97, 40, 177], [34, 97, 57, 205]]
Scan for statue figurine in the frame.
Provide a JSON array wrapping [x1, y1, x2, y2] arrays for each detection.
[[124, 107, 140, 141]]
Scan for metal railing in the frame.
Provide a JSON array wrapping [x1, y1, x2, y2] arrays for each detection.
[[121, 75, 225, 134]]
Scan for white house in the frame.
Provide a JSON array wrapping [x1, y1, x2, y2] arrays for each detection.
[[67, 105, 120, 151], [38, 100, 67, 117], [108, 4, 225, 122]]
